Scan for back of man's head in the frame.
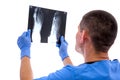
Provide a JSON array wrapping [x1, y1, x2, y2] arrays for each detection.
[[80, 10, 118, 53]]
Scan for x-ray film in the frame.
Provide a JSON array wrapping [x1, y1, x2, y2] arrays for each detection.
[[27, 5, 67, 43]]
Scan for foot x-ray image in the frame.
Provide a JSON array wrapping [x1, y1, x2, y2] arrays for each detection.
[[27, 5, 67, 43]]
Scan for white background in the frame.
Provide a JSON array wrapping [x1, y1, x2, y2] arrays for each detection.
[[0, 0, 120, 80]]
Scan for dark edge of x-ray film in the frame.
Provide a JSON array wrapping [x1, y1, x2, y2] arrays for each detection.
[[27, 5, 67, 43]]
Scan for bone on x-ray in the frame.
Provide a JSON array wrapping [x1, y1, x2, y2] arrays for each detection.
[[27, 5, 67, 43]]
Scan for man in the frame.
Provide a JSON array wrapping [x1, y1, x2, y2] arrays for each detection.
[[17, 10, 120, 80]]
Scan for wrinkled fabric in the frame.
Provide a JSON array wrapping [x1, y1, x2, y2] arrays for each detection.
[[34, 59, 120, 80]]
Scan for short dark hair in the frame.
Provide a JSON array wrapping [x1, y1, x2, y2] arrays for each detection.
[[80, 10, 118, 52]]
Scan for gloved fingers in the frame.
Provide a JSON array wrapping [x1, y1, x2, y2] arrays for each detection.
[[56, 36, 62, 48], [21, 32, 26, 37], [60, 36, 64, 42], [20, 30, 31, 39], [60, 36, 68, 45], [17, 35, 23, 44], [17, 37, 20, 45], [64, 38, 68, 45], [27, 29, 31, 38], [56, 36, 68, 48], [17, 36, 24, 49], [56, 43, 60, 47], [17, 30, 31, 47]]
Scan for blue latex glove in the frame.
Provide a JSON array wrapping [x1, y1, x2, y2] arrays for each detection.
[[56, 36, 69, 61], [17, 29, 31, 59]]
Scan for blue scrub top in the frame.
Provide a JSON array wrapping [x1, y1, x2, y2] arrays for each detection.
[[34, 59, 120, 80]]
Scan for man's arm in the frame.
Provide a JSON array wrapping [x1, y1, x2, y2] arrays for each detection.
[[20, 57, 33, 80], [63, 57, 73, 66], [17, 30, 33, 80], [56, 36, 73, 66]]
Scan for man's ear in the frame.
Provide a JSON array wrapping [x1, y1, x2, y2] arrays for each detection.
[[80, 30, 87, 44]]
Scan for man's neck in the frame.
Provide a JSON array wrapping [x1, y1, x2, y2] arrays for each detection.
[[84, 52, 109, 63], [83, 42, 109, 63]]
